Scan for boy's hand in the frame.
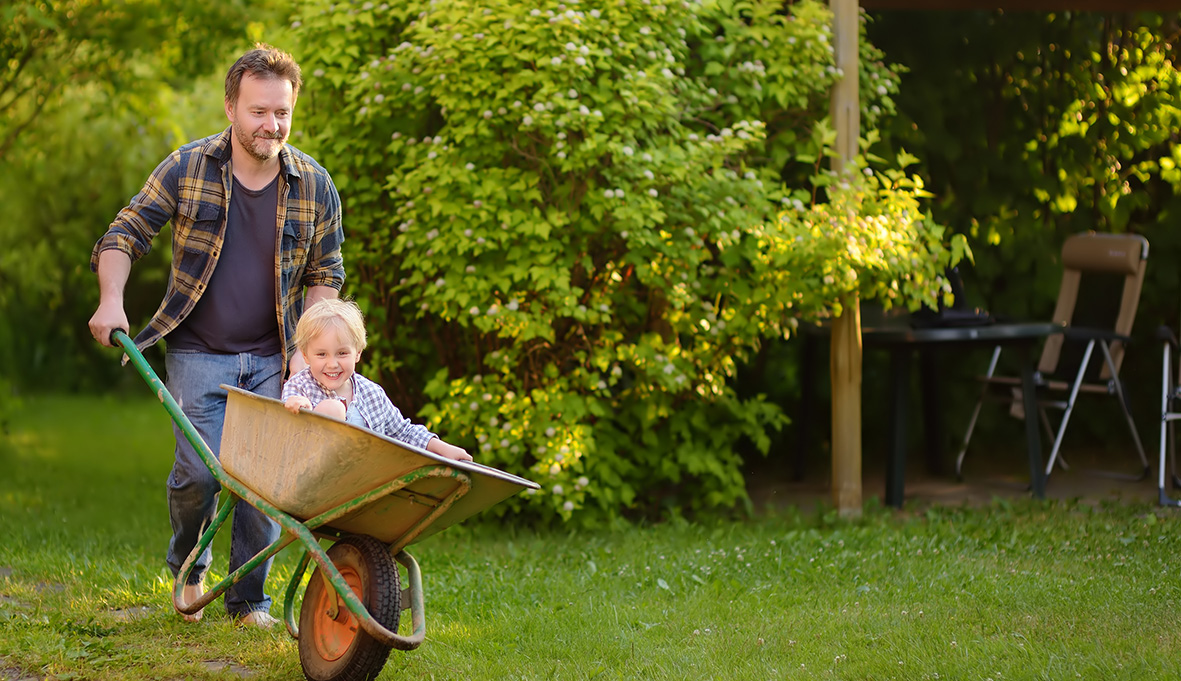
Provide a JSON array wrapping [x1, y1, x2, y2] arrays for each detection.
[[427, 438, 473, 462], [285, 396, 312, 414]]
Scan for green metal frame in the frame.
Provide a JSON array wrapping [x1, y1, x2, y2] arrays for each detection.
[[114, 330, 471, 650]]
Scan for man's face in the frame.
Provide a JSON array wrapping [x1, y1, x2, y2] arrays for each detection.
[[225, 73, 294, 163]]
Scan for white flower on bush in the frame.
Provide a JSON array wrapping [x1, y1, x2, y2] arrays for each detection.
[[621, 145, 634, 156], [530, 8, 541, 15], [591, 8, 601, 17], [508, 299, 520, 311], [576, 476, 590, 489], [522, 115, 533, 126], [563, 501, 575, 512], [648, 189, 658, 197], [551, 56, 563, 66], [568, 88, 579, 98], [434, 277, 445, 287], [552, 483, 563, 493], [640, 26, 650, 34], [579, 105, 590, 115], [575, 57, 587, 66], [604, 189, 615, 198]]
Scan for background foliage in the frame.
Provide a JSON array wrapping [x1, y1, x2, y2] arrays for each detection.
[[10, 2, 1177, 522], [862, 10, 1181, 454]]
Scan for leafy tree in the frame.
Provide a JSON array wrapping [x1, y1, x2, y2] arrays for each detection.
[[292, 0, 959, 522], [0, 0, 262, 162], [0, 1, 284, 393]]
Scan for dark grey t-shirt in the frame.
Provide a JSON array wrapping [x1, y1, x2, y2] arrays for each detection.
[[168, 175, 281, 356]]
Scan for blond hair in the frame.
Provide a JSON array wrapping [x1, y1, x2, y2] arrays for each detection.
[[295, 299, 367, 353]]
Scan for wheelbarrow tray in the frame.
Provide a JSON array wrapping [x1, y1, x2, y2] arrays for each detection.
[[219, 385, 532, 547]]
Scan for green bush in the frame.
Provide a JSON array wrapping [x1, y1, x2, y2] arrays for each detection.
[[292, 0, 944, 522]]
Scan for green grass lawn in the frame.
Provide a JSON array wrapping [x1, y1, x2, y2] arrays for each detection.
[[2, 395, 1180, 680]]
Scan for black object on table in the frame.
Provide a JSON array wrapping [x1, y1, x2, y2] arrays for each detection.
[[798, 321, 1065, 508]]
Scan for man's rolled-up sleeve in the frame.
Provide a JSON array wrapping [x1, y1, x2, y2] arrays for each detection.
[[89, 153, 180, 272], [302, 179, 345, 290]]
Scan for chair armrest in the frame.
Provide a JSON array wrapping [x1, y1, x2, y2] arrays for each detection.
[[1158, 325, 1179, 349], [1063, 326, 1132, 344]]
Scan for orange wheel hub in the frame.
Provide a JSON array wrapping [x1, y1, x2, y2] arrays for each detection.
[[310, 566, 364, 661]]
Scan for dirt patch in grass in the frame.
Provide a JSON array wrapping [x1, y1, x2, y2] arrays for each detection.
[[201, 659, 254, 677], [0, 657, 40, 681], [110, 605, 154, 622]]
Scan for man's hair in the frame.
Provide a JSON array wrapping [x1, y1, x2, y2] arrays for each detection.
[[225, 43, 303, 106], [295, 299, 368, 353]]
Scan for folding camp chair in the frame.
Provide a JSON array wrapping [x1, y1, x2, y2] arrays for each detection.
[[1157, 320, 1181, 507], [955, 232, 1151, 480]]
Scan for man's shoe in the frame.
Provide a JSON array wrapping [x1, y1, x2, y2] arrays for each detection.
[[236, 610, 279, 629], [178, 581, 204, 623]]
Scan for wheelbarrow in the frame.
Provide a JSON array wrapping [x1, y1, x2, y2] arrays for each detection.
[[112, 330, 539, 680]]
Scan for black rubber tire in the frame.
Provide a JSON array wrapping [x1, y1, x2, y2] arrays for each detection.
[[299, 534, 400, 681]]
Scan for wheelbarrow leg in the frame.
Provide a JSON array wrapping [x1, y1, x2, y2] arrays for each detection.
[[174, 494, 237, 618]]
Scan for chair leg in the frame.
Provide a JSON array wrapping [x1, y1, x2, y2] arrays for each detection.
[[955, 346, 1002, 479], [1037, 406, 1070, 471], [1159, 341, 1181, 507], [1098, 340, 1150, 479], [1044, 340, 1095, 477]]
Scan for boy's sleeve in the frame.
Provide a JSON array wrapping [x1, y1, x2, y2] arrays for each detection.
[[282, 370, 314, 402], [358, 379, 436, 449]]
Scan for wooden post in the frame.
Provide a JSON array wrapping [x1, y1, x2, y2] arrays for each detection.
[[830, 0, 862, 517], [830, 295, 863, 514]]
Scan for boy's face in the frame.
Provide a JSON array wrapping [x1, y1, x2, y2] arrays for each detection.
[[305, 326, 361, 394]]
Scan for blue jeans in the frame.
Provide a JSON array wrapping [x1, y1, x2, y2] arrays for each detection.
[[164, 349, 283, 617]]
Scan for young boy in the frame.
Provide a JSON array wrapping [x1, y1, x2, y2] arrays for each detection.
[[282, 299, 472, 462]]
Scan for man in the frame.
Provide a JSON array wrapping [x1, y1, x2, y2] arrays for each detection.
[[87, 44, 344, 628]]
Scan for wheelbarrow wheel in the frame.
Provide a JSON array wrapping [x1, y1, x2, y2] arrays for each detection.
[[299, 534, 400, 681]]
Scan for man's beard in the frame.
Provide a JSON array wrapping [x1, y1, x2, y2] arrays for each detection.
[[234, 124, 285, 162]]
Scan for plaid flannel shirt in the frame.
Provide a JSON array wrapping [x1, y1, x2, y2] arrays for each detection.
[[90, 127, 345, 367], [281, 369, 437, 449]]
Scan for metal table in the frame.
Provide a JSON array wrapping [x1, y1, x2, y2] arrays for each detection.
[[800, 321, 1065, 508]]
